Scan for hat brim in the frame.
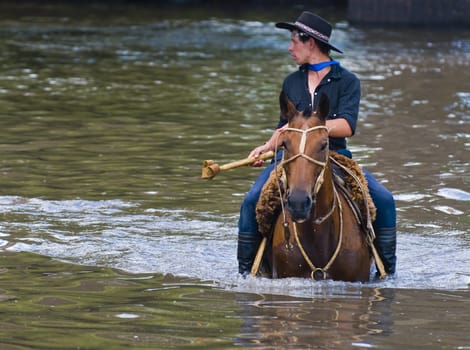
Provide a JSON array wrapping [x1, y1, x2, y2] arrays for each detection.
[[275, 21, 343, 54]]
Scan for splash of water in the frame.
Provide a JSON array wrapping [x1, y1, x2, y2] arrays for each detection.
[[1, 196, 468, 297]]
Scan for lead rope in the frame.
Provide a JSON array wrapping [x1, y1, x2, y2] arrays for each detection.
[[293, 184, 344, 280], [272, 133, 292, 247], [329, 156, 387, 279], [251, 125, 333, 277], [251, 131, 288, 277]]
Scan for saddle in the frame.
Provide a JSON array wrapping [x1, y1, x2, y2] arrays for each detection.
[[255, 152, 376, 238]]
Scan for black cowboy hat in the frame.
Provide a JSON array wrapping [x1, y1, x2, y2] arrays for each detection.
[[276, 11, 343, 53]]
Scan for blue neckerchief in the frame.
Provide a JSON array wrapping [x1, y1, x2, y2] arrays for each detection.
[[308, 60, 340, 72]]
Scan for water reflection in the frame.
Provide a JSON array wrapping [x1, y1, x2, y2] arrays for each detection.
[[1, 251, 468, 349], [234, 288, 395, 348], [0, 251, 242, 349]]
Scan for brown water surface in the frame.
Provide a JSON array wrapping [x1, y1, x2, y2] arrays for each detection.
[[0, 3, 468, 349]]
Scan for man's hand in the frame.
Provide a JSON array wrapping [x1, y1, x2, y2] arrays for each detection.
[[248, 125, 288, 167], [248, 143, 272, 167]]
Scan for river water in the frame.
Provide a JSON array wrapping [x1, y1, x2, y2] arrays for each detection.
[[0, 3, 469, 349]]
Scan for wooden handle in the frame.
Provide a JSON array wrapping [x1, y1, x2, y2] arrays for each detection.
[[219, 151, 275, 171], [251, 237, 267, 277], [201, 151, 275, 179]]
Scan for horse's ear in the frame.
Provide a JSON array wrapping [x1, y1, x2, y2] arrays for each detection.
[[279, 91, 297, 122], [316, 93, 330, 122]]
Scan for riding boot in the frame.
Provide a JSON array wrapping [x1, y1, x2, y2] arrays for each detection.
[[237, 232, 262, 277], [374, 226, 397, 276]]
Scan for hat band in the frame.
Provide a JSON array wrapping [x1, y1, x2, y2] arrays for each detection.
[[294, 21, 329, 42]]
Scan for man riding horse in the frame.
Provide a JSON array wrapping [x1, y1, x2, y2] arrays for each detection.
[[237, 11, 396, 279]]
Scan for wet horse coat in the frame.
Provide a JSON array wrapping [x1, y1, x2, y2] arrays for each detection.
[[265, 93, 372, 282]]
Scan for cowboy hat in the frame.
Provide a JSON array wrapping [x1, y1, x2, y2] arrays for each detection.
[[276, 11, 343, 53]]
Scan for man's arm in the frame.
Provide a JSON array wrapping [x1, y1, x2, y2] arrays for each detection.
[[326, 118, 353, 138], [248, 124, 288, 167]]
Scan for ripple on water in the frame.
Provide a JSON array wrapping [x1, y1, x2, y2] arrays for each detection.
[[1, 196, 469, 295], [433, 205, 464, 215], [437, 187, 470, 201], [394, 192, 429, 202]]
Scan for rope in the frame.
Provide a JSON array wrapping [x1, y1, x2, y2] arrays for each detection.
[[292, 184, 343, 280], [329, 156, 387, 279], [252, 124, 381, 280]]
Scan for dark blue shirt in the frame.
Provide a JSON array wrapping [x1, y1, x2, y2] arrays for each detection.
[[277, 63, 360, 150]]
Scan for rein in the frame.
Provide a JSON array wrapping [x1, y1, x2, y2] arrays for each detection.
[[293, 186, 343, 280], [274, 124, 344, 280]]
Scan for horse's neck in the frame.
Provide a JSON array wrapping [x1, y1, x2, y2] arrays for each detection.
[[303, 163, 340, 253], [307, 162, 337, 228]]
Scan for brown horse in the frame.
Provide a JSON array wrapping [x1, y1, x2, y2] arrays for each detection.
[[267, 92, 371, 282]]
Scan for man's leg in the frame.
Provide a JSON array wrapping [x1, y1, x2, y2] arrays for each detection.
[[237, 163, 276, 276], [363, 169, 397, 276]]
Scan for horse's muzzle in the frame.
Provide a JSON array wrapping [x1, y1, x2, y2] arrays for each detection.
[[286, 189, 313, 223]]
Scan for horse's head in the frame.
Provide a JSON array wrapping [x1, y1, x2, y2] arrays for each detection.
[[279, 91, 330, 223]]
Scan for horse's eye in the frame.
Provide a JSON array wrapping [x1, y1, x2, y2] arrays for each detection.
[[320, 140, 328, 151]]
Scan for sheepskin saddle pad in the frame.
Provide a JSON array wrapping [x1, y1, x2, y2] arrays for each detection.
[[255, 152, 376, 237]]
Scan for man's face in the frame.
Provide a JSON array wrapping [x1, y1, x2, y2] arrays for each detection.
[[288, 30, 312, 65]]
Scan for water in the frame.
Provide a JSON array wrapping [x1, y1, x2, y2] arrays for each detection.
[[0, 3, 469, 349]]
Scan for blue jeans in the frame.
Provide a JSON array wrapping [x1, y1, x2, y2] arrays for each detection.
[[238, 150, 396, 235], [363, 169, 396, 229], [238, 153, 281, 234]]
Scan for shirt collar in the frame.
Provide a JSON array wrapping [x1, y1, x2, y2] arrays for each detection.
[[300, 63, 342, 80]]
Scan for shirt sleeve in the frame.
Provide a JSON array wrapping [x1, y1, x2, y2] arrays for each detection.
[[337, 72, 361, 135], [276, 71, 304, 129], [276, 80, 290, 129]]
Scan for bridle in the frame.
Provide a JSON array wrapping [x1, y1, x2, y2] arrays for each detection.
[[274, 124, 344, 280], [280, 125, 329, 197]]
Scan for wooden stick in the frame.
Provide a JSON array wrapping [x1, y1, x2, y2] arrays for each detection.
[[371, 244, 387, 279], [250, 237, 267, 277], [201, 151, 275, 179]]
